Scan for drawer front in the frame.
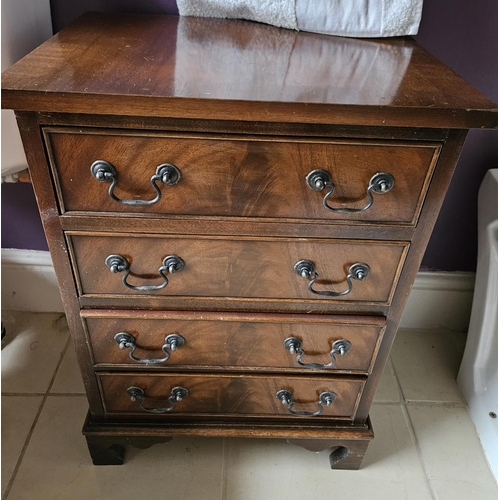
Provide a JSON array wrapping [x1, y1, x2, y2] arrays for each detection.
[[83, 311, 385, 374], [98, 373, 364, 420], [69, 233, 408, 304], [46, 128, 440, 224]]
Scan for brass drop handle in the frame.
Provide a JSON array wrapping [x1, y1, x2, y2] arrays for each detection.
[[115, 333, 185, 364], [105, 254, 184, 292], [127, 386, 189, 413], [294, 260, 370, 297], [91, 160, 181, 206], [283, 337, 352, 369], [306, 169, 394, 214], [276, 390, 336, 417]]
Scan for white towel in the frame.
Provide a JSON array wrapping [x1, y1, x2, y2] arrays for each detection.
[[177, 0, 424, 37], [177, 0, 298, 30], [296, 0, 423, 37]]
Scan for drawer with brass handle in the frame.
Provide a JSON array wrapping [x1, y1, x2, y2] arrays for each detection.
[[45, 128, 440, 225], [98, 372, 365, 420], [68, 232, 408, 304], [82, 310, 386, 374]]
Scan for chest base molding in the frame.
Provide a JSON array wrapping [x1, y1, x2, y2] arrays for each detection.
[[83, 412, 374, 469]]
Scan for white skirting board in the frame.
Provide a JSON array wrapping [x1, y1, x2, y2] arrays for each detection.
[[400, 270, 475, 331], [1, 249, 63, 313], [1, 249, 475, 331]]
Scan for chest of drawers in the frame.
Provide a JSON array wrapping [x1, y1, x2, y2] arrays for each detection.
[[2, 12, 496, 469]]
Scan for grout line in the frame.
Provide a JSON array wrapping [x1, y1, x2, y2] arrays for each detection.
[[400, 406, 438, 500], [372, 401, 402, 406], [2, 335, 72, 500], [372, 399, 402, 405], [389, 355, 438, 500], [1, 402, 45, 500], [220, 438, 228, 500], [405, 400, 466, 407], [46, 393, 87, 397], [1, 393, 47, 397], [48, 335, 73, 393], [2, 393, 86, 397]]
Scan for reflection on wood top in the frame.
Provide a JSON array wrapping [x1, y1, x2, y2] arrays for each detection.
[[2, 12, 497, 128]]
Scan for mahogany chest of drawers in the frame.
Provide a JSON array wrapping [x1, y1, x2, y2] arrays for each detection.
[[2, 12, 496, 469]]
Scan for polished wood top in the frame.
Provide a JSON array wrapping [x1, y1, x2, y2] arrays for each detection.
[[2, 12, 497, 128]]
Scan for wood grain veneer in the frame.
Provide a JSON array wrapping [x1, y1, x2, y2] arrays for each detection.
[[68, 233, 408, 304], [98, 372, 365, 420], [45, 127, 440, 225], [83, 310, 385, 374]]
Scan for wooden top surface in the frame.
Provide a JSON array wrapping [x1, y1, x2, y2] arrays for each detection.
[[2, 12, 497, 128]]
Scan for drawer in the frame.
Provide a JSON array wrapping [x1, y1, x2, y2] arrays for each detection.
[[45, 128, 440, 225], [83, 310, 385, 374], [68, 233, 408, 304], [98, 372, 365, 420]]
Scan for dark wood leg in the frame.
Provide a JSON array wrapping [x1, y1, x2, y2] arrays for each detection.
[[85, 435, 173, 465], [328, 439, 371, 470], [287, 437, 371, 470], [86, 436, 126, 466]]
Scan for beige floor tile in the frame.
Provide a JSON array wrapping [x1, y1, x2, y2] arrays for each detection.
[[224, 403, 432, 500], [1, 311, 69, 394], [1, 395, 43, 496], [373, 359, 400, 403], [51, 343, 85, 394], [391, 328, 466, 403], [407, 405, 497, 500], [7, 396, 224, 500]]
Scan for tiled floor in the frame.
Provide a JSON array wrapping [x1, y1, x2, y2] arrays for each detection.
[[1, 311, 497, 500]]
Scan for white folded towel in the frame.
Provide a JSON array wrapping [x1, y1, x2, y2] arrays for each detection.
[[296, 0, 423, 37], [177, 0, 424, 37], [177, 0, 297, 30]]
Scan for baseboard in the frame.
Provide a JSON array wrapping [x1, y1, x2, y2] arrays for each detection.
[[1, 249, 63, 312], [399, 271, 475, 331], [1, 249, 475, 331]]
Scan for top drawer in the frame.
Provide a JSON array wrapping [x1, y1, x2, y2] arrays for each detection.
[[44, 128, 440, 224]]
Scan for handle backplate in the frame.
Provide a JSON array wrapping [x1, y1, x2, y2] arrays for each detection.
[[276, 389, 336, 417], [105, 254, 184, 291], [126, 385, 188, 413], [294, 260, 370, 297], [91, 160, 181, 206], [283, 337, 352, 369], [114, 332, 185, 364], [306, 169, 394, 214]]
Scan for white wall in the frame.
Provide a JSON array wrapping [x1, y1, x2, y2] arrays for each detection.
[[1, 0, 53, 178]]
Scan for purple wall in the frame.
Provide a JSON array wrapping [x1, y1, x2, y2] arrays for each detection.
[[1, 182, 48, 251], [415, 0, 498, 270], [49, 0, 179, 32], [2, 1, 497, 272]]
